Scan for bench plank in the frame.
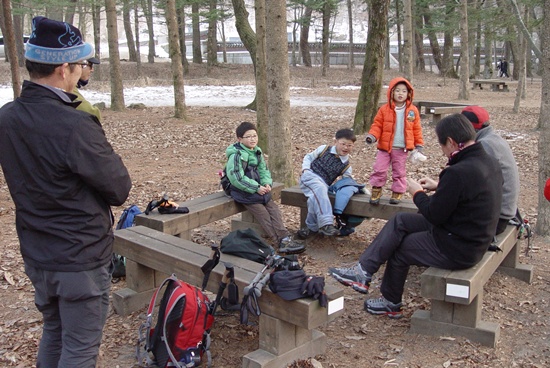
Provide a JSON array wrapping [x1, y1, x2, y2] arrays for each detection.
[[135, 183, 283, 237], [470, 79, 509, 92], [280, 185, 418, 221]]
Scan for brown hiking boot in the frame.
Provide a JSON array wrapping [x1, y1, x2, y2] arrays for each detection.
[[369, 187, 383, 204], [389, 192, 403, 204]]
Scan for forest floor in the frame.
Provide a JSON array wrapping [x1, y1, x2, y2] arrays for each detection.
[[0, 61, 549, 368]]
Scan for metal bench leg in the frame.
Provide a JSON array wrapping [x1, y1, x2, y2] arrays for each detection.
[[242, 314, 326, 368]]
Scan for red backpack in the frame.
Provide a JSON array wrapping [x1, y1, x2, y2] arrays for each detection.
[[138, 274, 215, 367]]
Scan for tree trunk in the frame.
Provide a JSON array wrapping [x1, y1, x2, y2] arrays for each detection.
[[513, 7, 527, 113], [123, 0, 137, 62], [135, 0, 143, 76], [353, 0, 388, 134], [535, 0, 550, 235], [265, 0, 293, 186], [421, 5, 443, 74], [347, 0, 354, 69], [177, 5, 189, 74], [442, 2, 458, 78], [106, 0, 125, 111], [144, 0, 156, 63], [396, 0, 402, 72], [402, 0, 414, 81], [65, 0, 77, 24], [414, 9, 425, 73], [299, 6, 312, 67], [458, 0, 470, 100], [321, 1, 331, 77], [1, 0, 21, 98], [231, 0, 258, 110], [165, 0, 186, 119], [192, 2, 202, 63], [254, 0, 268, 152], [92, 1, 102, 81], [206, 0, 218, 71], [12, 11, 24, 67]]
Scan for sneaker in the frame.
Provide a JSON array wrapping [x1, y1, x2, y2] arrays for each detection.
[[364, 297, 403, 318], [278, 236, 306, 255], [319, 224, 340, 236], [296, 227, 318, 240], [370, 186, 382, 204], [389, 192, 403, 204], [328, 263, 371, 294]]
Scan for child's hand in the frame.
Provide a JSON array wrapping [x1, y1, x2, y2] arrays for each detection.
[[365, 134, 377, 144]]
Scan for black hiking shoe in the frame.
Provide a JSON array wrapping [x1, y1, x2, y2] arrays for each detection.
[[278, 237, 306, 254], [296, 227, 318, 240], [364, 297, 403, 319]]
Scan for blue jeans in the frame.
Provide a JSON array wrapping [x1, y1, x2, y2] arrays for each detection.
[[25, 262, 112, 368]]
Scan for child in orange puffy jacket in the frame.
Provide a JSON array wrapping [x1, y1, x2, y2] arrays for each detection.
[[365, 77, 424, 205]]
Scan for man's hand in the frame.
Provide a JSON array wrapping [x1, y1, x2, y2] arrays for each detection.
[[406, 177, 423, 196], [418, 177, 438, 191]]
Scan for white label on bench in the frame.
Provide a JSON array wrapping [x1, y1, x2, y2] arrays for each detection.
[[328, 296, 344, 315], [446, 283, 469, 299]]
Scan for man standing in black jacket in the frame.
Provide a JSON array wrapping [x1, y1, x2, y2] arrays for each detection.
[[0, 17, 131, 367], [329, 114, 502, 318]]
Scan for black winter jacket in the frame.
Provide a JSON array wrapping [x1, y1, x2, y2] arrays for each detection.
[[413, 143, 502, 268], [0, 81, 132, 272]]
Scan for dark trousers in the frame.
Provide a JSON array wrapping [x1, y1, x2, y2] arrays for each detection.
[[359, 213, 460, 304], [25, 262, 112, 368], [243, 200, 290, 244]]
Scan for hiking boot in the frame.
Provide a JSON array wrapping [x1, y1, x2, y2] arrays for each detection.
[[370, 186, 382, 204], [328, 263, 371, 294], [319, 224, 340, 236], [296, 227, 318, 240], [389, 192, 403, 204], [278, 236, 306, 255], [364, 297, 403, 318]]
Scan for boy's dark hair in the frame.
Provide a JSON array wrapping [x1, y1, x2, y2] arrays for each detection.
[[236, 121, 257, 138], [435, 114, 476, 145], [335, 128, 356, 142]]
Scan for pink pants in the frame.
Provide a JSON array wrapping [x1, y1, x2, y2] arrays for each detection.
[[369, 149, 408, 193]]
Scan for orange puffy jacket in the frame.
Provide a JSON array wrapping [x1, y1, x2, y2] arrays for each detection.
[[368, 77, 424, 152]]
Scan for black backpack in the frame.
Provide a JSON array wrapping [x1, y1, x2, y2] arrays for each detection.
[[220, 228, 275, 264]]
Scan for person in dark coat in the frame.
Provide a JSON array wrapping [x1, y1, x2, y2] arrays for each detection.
[[500, 58, 510, 78], [328, 114, 502, 318], [0, 17, 131, 367]]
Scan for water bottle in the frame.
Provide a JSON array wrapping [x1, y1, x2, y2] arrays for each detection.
[[179, 350, 200, 367]]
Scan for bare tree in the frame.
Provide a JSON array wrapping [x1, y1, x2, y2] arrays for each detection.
[[513, 6, 527, 113], [165, 0, 186, 118], [536, 0, 550, 235], [457, 0, 469, 100], [65, 0, 77, 24], [177, 4, 189, 74], [1, 0, 21, 98], [122, 0, 137, 62], [347, 0, 354, 69], [144, 0, 156, 63], [299, 5, 313, 67], [106, 0, 125, 110], [402, 0, 413, 81], [265, 0, 293, 186], [353, 0, 389, 134], [135, 0, 143, 76], [254, 0, 269, 150], [206, 0, 218, 70], [192, 2, 202, 63]]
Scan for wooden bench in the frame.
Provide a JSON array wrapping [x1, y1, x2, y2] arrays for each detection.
[[281, 186, 533, 347], [410, 225, 533, 347], [135, 182, 284, 239], [415, 101, 470, 125], [113, 226, 345, 368], [470, 79, 509, 92]]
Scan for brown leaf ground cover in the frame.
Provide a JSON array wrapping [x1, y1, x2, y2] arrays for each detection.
[[0, 62, 549, 367]]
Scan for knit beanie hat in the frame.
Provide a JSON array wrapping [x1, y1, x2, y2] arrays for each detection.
[[25, 16, 94, 64], [461, 105, 490, 130]]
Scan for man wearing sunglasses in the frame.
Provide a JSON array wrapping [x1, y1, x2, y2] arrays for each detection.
[[74, 57, 101, 120]]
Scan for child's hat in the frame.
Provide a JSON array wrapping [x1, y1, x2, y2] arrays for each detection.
[[461, 105, 490, 130], [25, 16, 94, 64]]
